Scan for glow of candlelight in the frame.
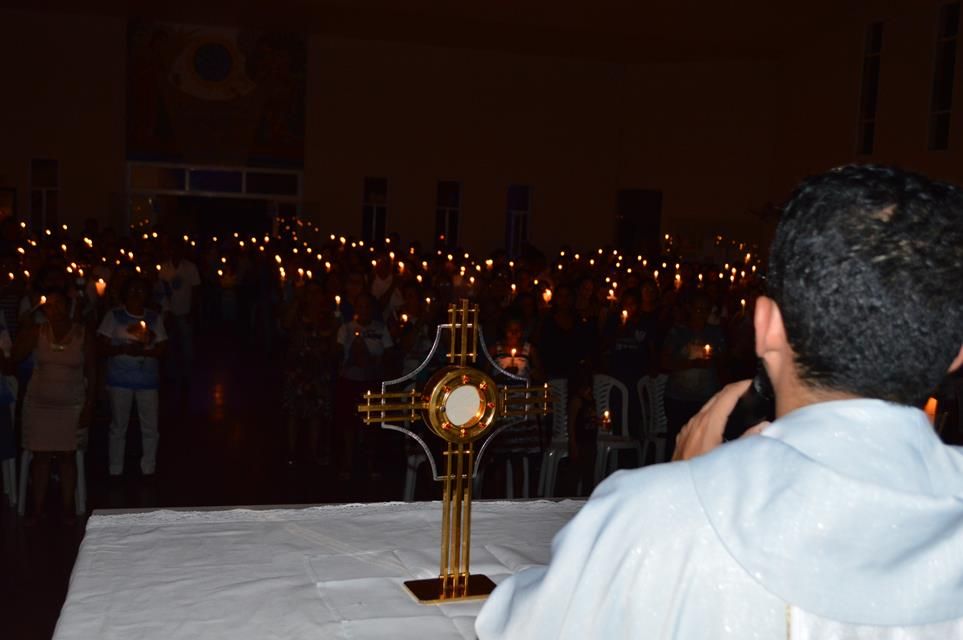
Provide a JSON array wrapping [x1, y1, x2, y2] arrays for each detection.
[[924, 397, 938, 424], [400, 313, 409, 324], [542, 288, 552, 304], [703, 344, 712, 358], [621, 309, 628, 325]]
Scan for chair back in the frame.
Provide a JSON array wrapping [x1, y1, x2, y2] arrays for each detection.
[[547, 378, 568, 440], [593, 374, 630, 438], [638, 375, 668, 438]]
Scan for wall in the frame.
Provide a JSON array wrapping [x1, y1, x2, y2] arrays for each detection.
[[9, 4, 957, 255], [768, 0, 963, 202], [304, 37, 777, 254], [0, 9, 127, 229]]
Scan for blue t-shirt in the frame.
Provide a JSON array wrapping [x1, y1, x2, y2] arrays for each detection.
[[97, 307, 168, 390]]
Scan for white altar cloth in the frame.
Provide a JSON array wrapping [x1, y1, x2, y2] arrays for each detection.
[[53, 500, 582, 640]]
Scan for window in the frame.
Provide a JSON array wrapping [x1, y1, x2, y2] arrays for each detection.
[[930, 3, 960, 150], [362, 177, 387, 244], [435, 181, 461, 248], [857, 22, 884, 155], [505, 185, 531, 258], [30, 158, 59, 233]]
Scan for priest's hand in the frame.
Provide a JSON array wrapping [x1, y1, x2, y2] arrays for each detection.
[[672, 379, 768, 461]]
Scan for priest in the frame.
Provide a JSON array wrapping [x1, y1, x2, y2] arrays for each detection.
[[475, 165, 963, 638]]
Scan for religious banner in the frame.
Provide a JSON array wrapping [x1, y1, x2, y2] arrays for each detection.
[[127, 20, 306, 166]]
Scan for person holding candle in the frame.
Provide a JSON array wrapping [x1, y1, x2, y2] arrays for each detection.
[[488, 314, 543, 496], [8, 287, 95, 525], [97, 275, 167, 478], [659, 292, 726, 459], [477, 166, 963, 639]]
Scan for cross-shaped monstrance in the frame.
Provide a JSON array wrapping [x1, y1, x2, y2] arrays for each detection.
[[358, 299, 551, 603]]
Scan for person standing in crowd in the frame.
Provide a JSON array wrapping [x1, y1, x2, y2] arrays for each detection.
[[97, 275, 167, 478], [536, 283, 596, 383], [8, 288, 95, 525], [660, 291, 725, 458], [334, 292, 393, 480], [159, 237, 200, 390], [476, 165, 963, 639], [489, 314, 544, 496]]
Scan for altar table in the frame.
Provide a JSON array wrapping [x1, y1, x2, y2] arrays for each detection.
[[53, 500, 583, 640]]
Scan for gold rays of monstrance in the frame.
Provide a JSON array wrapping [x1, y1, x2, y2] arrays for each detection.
[[357, 299, 551, 603]]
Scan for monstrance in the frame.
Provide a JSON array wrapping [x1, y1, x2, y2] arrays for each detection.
[[357, 298, 550, 604]]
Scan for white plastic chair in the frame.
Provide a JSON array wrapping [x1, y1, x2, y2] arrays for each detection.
[[593, 374, 643, 485], [538, 379, 581, 497], [638, 375, 669, 464], [17, 449, 86, 517], [474, 451, 531, 499]]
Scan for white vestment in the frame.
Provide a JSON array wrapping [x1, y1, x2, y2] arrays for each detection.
[[475, 399, 963, 639]]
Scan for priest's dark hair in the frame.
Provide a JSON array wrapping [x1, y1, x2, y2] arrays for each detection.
[[768, 164, 963, 407]]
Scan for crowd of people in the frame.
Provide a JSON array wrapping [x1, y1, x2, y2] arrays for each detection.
[[0, 214, 777, 519], [2, 211, 958, 519]]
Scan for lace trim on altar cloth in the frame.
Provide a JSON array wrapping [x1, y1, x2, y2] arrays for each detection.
[[789, 605, 963, 639], [86, 499, 584, 528]]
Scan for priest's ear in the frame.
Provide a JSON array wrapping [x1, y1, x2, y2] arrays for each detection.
[[949, 345, 963, 374], [754, 296, 790, 371]]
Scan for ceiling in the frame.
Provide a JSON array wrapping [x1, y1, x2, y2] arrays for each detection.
[[0, 0, 860, 62]]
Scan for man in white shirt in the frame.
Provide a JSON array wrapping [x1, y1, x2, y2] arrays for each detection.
[[475, 165, 963, 639], [159, 238, 200, 389]]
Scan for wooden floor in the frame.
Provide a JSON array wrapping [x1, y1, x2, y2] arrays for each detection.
[[0, 330, 426, 640]]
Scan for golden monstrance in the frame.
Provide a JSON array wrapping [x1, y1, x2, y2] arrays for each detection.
[[358, 299, 550, 604]]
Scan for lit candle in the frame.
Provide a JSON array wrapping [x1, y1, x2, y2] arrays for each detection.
[[400, 313, 409, 326], [542, 288, 553, 305], [602, 409, 611, 431], [740, 298, 747, 313], [510, 347, 517, 368], [621, 309, 628, 325], [703, 344, 712, 359], [95, 278, 107, 297]]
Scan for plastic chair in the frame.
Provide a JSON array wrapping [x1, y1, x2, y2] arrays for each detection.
[[593, 374, 642, 485], [474, 452, 531, 499], [537, 379, 578, 497], [638, 375, 669, 464], [17, 449, 86, 517]]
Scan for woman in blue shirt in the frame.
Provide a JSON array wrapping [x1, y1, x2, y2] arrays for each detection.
[[97, 276, 167, 477]]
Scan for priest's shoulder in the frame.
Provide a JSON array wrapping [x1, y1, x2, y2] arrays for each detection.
[[581, 460, 704, 530]]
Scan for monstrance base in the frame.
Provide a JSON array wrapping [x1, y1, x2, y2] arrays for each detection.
[[403, 574, 496, 604]]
